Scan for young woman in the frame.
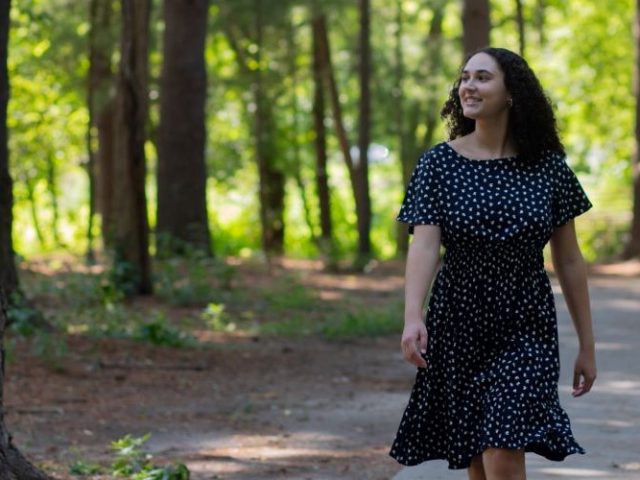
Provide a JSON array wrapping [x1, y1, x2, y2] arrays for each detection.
[[389, 47, 597, 480]]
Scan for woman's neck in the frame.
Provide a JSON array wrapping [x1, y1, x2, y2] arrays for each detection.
[[470, 116, 515, 157]]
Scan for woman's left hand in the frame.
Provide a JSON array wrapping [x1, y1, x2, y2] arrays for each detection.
[[572, 348, 596, 397]]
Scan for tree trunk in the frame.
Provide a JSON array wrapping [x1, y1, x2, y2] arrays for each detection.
[[624, 0, 640, 259], [112, 0, 152, 294], [355, 0, 372, 262], [254, 0, 285, 255], [462, 0, 491, 56], [45, 153, 63, 247], [515, 0, 525, 57], [156, 0, 211, 256], [394, 0, 408, 254], [311, 14, 332, 249], [0, 0, 18, 299], [316, 14, 372, 263], [89, 0, 117, 250], [535, 0, 546, 47], [397, 2, 445, 254], [0, 4, 53, 477], [0, 297, 52, 480]]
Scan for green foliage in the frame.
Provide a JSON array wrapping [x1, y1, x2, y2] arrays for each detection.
[[69, 460, 102, 475], [69, 434, 190, 478], [6, 292, 42, 336], [111, 434, 190, 479], [109, 257, 142, 299], [579, 215, 631, 262], [133, 313, 196, 348], [201, 302, 235, 331], [320, 302, 403, 340], [6, 0, 637, 263]]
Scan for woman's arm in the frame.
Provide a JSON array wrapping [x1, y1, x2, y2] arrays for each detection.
[[549, 219, 597, 397], [401, 224, 442, 368]]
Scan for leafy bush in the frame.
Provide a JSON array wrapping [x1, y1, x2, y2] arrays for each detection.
[[133, 313, 196, 348]]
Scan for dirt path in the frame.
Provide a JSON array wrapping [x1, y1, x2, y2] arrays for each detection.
[[4, 260, 640, 480]]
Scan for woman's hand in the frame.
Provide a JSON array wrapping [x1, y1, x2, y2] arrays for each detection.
[[572, 348, 596, 397], [401, 320, 428, 368]]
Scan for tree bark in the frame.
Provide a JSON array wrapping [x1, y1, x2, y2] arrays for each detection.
[[112, 0, 152, 294], [462, 0, 491, 56], [222, 4, 286, 256], [394, 0, 408, 254], [253, 0, 285, 255], [316, 14, 372, 263], [89, 0, 117, 249], [356, 0, 372, 261], [624, 0, 640, 259], [156, 0, 211, 256], [311, 14, 332, 249], [515, 0, 525, 57], [0, 0, 18, 299], [0, 4, 53, 477]]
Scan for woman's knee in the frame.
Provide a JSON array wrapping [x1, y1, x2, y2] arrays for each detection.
[[467, 454, 486, 480], [482, 448, 525, 480]]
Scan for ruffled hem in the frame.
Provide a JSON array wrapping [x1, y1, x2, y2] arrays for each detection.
[[389, 423, 586, 470]]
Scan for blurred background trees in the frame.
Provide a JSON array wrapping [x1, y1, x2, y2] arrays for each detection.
[[1, 0, 638, 296]]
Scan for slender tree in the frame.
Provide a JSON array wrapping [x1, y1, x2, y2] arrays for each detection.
[[112, 0, 152, 294], [356, 0, 372, 261], [515, 0, 525, 57], [156, 0, 211, 256], [624, 0, 640, 258], [221, 0, 287, 255], [462, 0, 491, 56], [88, 0, 117, 250], [311, 13, 332, 250]]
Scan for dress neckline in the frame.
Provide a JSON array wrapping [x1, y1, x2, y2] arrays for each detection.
[[444, 141, 518, 162]]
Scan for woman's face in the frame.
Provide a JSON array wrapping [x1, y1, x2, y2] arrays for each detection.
[[458, 52, 511, 120]]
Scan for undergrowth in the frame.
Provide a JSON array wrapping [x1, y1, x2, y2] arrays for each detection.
[[69, 433, 189, 479]]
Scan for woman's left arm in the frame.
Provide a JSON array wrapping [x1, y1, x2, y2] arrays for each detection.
[[550, 219, 597, 397]]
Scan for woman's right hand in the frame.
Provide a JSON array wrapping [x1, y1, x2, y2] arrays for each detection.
[[401, 320, 428, 368]]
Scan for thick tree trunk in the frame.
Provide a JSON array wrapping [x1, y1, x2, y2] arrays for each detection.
[[0, 4, 52, 477], [0, 0, 17, 299], [462, 0, 491, 56], [515, 0, 525, 57], [311, 15, 332, 249], [156, 0, 211, 256], [89, 0, 117, 249], [0, 298, 52, 480], [112, 0, 152, 294], [355, 0, 372, 261], [624, 0, 640, 259]]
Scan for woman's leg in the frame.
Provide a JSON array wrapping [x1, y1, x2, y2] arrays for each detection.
[[467, 454, 487, 480], [482, 448, 526, 480]]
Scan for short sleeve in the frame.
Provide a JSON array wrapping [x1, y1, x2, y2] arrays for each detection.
[[551, 153, 593, 228], [396, 150, 443, 234]]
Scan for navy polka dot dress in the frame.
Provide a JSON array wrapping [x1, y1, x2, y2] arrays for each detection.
[[389, 141, 592, 470]]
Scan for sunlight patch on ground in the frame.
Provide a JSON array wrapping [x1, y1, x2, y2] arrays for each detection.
[[535, 467, 615, 477], [594, 342, 632, 351]]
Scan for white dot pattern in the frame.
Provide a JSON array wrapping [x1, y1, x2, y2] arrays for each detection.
[[389, 142, 592, 470]]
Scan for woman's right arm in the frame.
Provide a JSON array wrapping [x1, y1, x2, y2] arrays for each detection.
[[401, 224, 442, 368]]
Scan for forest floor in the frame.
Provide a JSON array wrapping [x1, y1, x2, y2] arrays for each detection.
[[3, 255, 640, 480]]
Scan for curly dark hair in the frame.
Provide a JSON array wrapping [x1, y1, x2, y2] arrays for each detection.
[[440, 47, 564, 163]]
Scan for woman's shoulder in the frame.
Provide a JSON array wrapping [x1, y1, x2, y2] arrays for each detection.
[[417, 141, 451, 166]]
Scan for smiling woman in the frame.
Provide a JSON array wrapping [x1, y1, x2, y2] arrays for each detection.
[[389, 47, 596, 480]]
